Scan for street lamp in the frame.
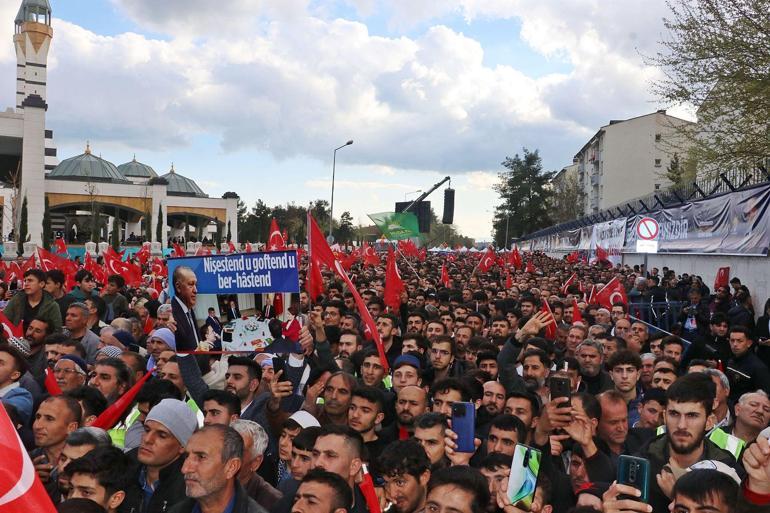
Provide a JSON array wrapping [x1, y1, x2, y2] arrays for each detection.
[[329, 139, 354, 239], [405, 190, 422, 201]]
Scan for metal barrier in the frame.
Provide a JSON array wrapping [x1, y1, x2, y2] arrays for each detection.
[[626, 301, 685, 334]]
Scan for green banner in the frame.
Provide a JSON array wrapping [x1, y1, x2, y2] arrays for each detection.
[[367, 211, 421, 240]]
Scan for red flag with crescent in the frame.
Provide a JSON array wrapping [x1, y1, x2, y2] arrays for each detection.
[[268, 218, 286, 251], [440, 263, 449, 287], [54, 238, 67, 255], [103, 251, 142, 287], [89, 369, 154, 430], [561, 272, 577, 296], [539, 300, 557, 340], [572, 298, 584, 324], [0, 406, 58, 512], [477, 248, 496, 273], [173, 242, 186, 258], [362, 242, 380, 266], [594, 277, 627, 309], [384, 247, 403, 312]]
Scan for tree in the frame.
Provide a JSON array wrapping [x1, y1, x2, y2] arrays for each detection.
[[492, 149, 555, 246], [214, 220, 222, 247], [335, 211, 354, 244], [226, 220, 232, 242], [17, 195, 27, 255], [426, 209, 475, 247], [111, 213, 120, 252], [42, 196, 51, 251], [549, 171, 585, 224], [649, 0, 770, 174], [144, 209, 152, 242], [659, 152, 698, 189], [156, 204, 163, 244]]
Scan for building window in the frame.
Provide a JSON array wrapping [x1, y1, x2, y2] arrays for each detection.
[[655, 183, 661, 190], [654, 159, 662, 167], [655, 133, 662, 142]]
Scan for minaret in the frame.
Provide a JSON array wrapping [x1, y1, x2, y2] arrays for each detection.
[[14, 0, 52, 112], [14, 0, 52, 246]]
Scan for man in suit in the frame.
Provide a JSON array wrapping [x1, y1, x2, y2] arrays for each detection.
[[205, 307, 223, 335], [227, 299, 241, 321], [172, 266, 200, 351]]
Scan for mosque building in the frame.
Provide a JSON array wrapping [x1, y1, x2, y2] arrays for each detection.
[[0, 0, 239, 248]]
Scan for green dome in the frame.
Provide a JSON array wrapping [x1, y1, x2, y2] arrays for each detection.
[[48, 145, 130, 183], [159, 164, 207, 197], [117, 156, 158, 178], [15, 0, 51, 25]]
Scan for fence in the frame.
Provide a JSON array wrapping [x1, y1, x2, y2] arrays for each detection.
[[626, 301, 686, 335]]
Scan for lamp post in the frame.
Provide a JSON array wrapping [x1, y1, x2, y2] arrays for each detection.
[[329, 139, 354, 240]]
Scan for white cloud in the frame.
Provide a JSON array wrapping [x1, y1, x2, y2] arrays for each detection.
[[304, 178, 414, 190], [466, 170, 498, 191]]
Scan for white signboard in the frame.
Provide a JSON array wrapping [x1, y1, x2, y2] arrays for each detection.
[[636, 239, 659, 254]]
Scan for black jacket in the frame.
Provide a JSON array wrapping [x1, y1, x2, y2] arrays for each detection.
[[172, 297, 199, 351], [635, 434, 740, 513], [119, 449, 187, 513], [168, 482, 267, 513], [726, 349, 770, 402]]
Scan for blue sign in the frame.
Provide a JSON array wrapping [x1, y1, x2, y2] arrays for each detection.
[[166, 250, 300, 296]]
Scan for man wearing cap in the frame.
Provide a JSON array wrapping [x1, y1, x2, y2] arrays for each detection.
[[54, 354, 88, 393], [122, 398, 198, 513], [391, 354, 422, 393]]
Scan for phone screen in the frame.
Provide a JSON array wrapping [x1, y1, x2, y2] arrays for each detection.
[[506, 444, 541, 511]]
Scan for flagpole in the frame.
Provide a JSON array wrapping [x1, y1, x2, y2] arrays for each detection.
[[394, 244, 420, 279], [627, 314, 694, 349]]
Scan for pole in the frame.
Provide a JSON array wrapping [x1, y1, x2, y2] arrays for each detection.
[[329, 140, 353, 239], [329, 148, 337, 238]]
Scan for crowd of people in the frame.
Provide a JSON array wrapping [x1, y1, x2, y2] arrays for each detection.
[[2, 248, 770, 513]]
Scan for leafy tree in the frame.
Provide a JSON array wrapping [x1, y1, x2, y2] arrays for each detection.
[[492, 149, 555, 246], [42, 196, 51, 251], [226, 220, 232, 242], [649, 0, 770, 174], [156, 204, 163, 244], [144, 209, 152, 242], [426, 209, 474, 247], [18, 195, 27, 255], [335, 211, 354, 244], [549, 171, 585, 224]]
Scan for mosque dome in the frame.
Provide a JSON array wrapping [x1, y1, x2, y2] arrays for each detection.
[[117, 156, 158, 179], [159, 164, 207, 197], [47, 143, 130, 183]]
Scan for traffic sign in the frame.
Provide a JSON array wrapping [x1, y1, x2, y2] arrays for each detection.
[[637, 217, 659, 241]]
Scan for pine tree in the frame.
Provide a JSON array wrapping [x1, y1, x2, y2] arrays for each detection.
[[18, 195, 28, 255], [144, 209, 152, 242], [156, 204, 163, 245], [226, 220, 232, 242], [111, 215, 121, 252]]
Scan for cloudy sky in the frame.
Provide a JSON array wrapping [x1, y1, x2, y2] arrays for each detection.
[[1, 0, 681, 239]]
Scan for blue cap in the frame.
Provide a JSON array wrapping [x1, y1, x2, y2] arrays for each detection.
[[393, 354, 421, 371], [58, 354, 88, 375], [113, 329, 138, 350]]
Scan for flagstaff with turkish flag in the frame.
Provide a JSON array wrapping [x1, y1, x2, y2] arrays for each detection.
[[54, 238, 67, 255], [593, 277, 628, 310], [540, 300, 557, 340], [307, 212, 389, 372], [89, 369, 154, 430], [384, 247, 404, 312], [714, 267, 730, 290], [560, 272, 577, 295], [440, 263, 450, 288], [572, 298, 584, 324], [268, 218, 286, 251], [476, 247, 496, 273]]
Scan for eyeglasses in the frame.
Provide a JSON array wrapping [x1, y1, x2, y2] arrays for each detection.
[[54, 367, 83, 376]]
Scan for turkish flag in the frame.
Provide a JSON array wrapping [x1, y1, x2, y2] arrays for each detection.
[[135, 244, 150, 265], [359, 465, 382, 513], [273, 293, 284, 317], [561, 272, 577, 295], [90, 370, 154, 430], [384, 247, 404, 312], [84, 253, 107, 286], [151, 257, 167, 277], [173, 242, 186, 258], [586, 285, 596, 304], [245, 242, 253, 253], [103, 251, 142, 287], [362, 242, 380, 266], [540, 300, 557, 340], [595, 245, 609, 263], [0, 405, 57, 512], [44, 367, 61, 396], [440, 264, 450, 288], [525, 260, 536, 274], [194, 246, 211, 256], [477, 248, 496, 273], [308, 213, 389, 372], [305, 258, 324, 302], [4, 261, 21, 284], [54, 238, 67, 255], [0, 311, 24, 340], [268, 219, 286, 251], [572, 298, 584, 324], [228, 241, 236, 253], [594, 277, 628, 309], [510, 245, 523, 270], [505, 272, 513, 290], [714, 267, 730, 290], [20, 254, 37, 274]]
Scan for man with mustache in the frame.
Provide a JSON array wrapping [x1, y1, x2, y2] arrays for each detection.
[[635, 372, 741, 513], [171, 424, 266, 513], [378, 439, 431, 513], [520, 349, 550, 404], [730, 390, 770, 444]]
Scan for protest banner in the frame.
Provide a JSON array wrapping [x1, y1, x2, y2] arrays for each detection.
[[166, 250, 300, 297]]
